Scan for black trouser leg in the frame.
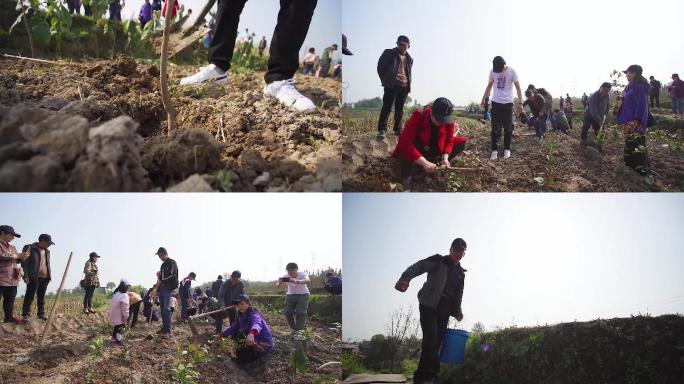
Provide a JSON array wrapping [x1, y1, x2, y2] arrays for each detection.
[[113, 324, 124, 339], [227, 306, 237, 325], [84, 286, 95, 309], [414, 304, 450, 382], [214, 312, 224, 333], [128, 301, 141, 327], [649, 94, 655, 108], [264, 0, 318, 84], [655, 93, 660, 108], [208, 0, 249, 72], [581, 114, 600, 142], [378, 87, 398, 133], [22, 279, 38, 316], [491, 102, 513, 151], [393, 87, 410, 134], [36, 278, 49, 317], [624, 134, 650, 176], [1, 286, 17, 321]]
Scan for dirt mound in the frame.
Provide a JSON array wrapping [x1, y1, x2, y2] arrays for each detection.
[[343, 116, 684, 192], [0, 104, 150, 191], [0, 56, 342, 191], [142, 128, 224, 189], [438, 315, 684, 384]]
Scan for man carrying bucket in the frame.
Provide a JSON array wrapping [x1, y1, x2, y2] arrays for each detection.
[[394, 238, 467, 384]]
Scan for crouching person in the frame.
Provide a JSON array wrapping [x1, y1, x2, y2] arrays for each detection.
[[218, 294, 274, 366], [109, 279, 131, 346], [392, 97, 468, 191]]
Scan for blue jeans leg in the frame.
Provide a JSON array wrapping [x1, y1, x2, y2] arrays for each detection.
[[159, 287, 172, 333]]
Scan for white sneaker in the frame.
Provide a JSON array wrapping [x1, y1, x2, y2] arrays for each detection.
[[179, 64, 228, 86], [263, 79, 316, 113], [490, 151, 498, 160], [503, 149, 511, 159]]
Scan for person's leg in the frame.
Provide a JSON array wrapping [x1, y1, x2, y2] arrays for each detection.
[[413, 305, 439, 383], [2, 286, 17, 321], [283, 294, 297, 330], [676, 98, 683, 115], [264, 0, 317, 84], [22, 279, 38, 317], [655, 93, 660, 109], [180, 296, 188, 320], [227, 306, 237, 325], [159, 288, 172, 334], [581, 114, 592, 142], [130, 301, 141, 327], [294, 293, 309, 331], [214, 312, 224, 333], [377, 87, 397, 134], [393, 87, 409, 134], [208, 0, 249, 72], [320, 61, 330, 78], [649, 94, 654, 108], [502, 103, 513, 151], [36, 278, 49, 318], [490, 102, 502, 152]]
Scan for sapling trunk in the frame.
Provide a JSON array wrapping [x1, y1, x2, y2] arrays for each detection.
[[160, 0, 177, 135], [20, 3, 35, 58]]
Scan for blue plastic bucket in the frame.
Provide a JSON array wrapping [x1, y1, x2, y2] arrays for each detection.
[[440, 329, 469, 364]]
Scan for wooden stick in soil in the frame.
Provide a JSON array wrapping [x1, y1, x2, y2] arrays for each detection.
[[1, 54, 69, 65], [160, 0, 177, 136], [187, 306, 234, 336], [20, 3, 35, 58], [39, 251, 74, 346]]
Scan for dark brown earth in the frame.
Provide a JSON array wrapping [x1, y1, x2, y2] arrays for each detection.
[[343, 114, 684, 192], [0, 310, 341, 383], [0, 55, 341, 192]]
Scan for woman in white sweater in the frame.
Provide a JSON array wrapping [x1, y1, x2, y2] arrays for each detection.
[[109, 279, 131, 346]]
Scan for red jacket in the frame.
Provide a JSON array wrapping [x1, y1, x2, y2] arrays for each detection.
[[392, 107, 467, 163]]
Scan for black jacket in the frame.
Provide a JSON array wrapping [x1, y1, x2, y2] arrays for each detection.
[[377, 48, 412, 90], [211, 278, 223, 296], [21, 242, 51, 281], [159, 258, 179, 291], [399, 254, 465, 316]]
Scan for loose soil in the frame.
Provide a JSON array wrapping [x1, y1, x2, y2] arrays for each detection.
[[0, 55, 341, 192]]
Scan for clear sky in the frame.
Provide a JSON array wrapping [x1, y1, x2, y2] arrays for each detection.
[[118, 0, 341, 62], [343, 194, 684, 341], [2, 193, 341, 295], [342, 0, 684, 106]]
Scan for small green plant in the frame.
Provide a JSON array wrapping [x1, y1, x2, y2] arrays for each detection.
[[171, 361, 200, 384], [89, 336, 105, 362], [217, 169, 235, 192]]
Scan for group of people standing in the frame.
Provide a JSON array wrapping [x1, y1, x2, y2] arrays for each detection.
[[301, 43, 342, 79], [0, 226, 55, 324]]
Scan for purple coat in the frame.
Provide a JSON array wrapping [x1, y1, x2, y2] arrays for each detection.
[[222, 309, 274, 357], [139, 3, 152, 27], [618, 81, 649, 133]]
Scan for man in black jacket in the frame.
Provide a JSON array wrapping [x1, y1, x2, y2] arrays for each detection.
[[21, 234, 54, 321], [376, 35, 413, 139], [155, 247, 178, 338], [395, 238, 467, 384], [217, 270, 245, 331], [211, 275, 223, 297]]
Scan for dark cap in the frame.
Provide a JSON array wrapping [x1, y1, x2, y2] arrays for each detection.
[[451, 238, 467, 250], [155, 247, 167, 255], [189, 272, 196, 279], [39, 234, 54, 245], [342, 34, 353, 56], [0, 225, 21, 238], [623, 64, 643, 75], [397, 35, 410, 45], [217, 275, 223, 280], [231, 270, 241, 278], [431, 97, 454, 125], [89, 252, 101, 258]]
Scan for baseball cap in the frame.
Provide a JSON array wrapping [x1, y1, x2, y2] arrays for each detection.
[[39, 234, 54, 245], [397, 35, 410, 45], [155, 247, 167, 255], [89, 252, 101, 258], [121, 278, 132, 286], [431, 97, 454, 124], [0, 225, 21, 238]]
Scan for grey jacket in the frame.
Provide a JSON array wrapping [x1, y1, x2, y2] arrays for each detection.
[[584, 90, 610, 124], [399, 254, 465, 316], [218, 279, 245, 307], [22, 242, 51, 281]]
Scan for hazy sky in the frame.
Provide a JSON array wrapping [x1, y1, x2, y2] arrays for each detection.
[[342, 0, 684, 106], [1, 194, 341, 295], [343, 194, 684, 341], [116, 0, 341, 62]]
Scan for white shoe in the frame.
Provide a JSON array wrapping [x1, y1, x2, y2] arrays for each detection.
[[490, 151, 498, 160], [263, 79, 316, 113], [503, 149, 511, 159], [179, 64, 228, 86]]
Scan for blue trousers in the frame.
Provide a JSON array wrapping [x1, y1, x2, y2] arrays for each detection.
[[158, 287, 172, 333]]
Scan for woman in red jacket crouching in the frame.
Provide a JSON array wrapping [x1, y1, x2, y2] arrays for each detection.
[[392, 97, 468, 191]]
